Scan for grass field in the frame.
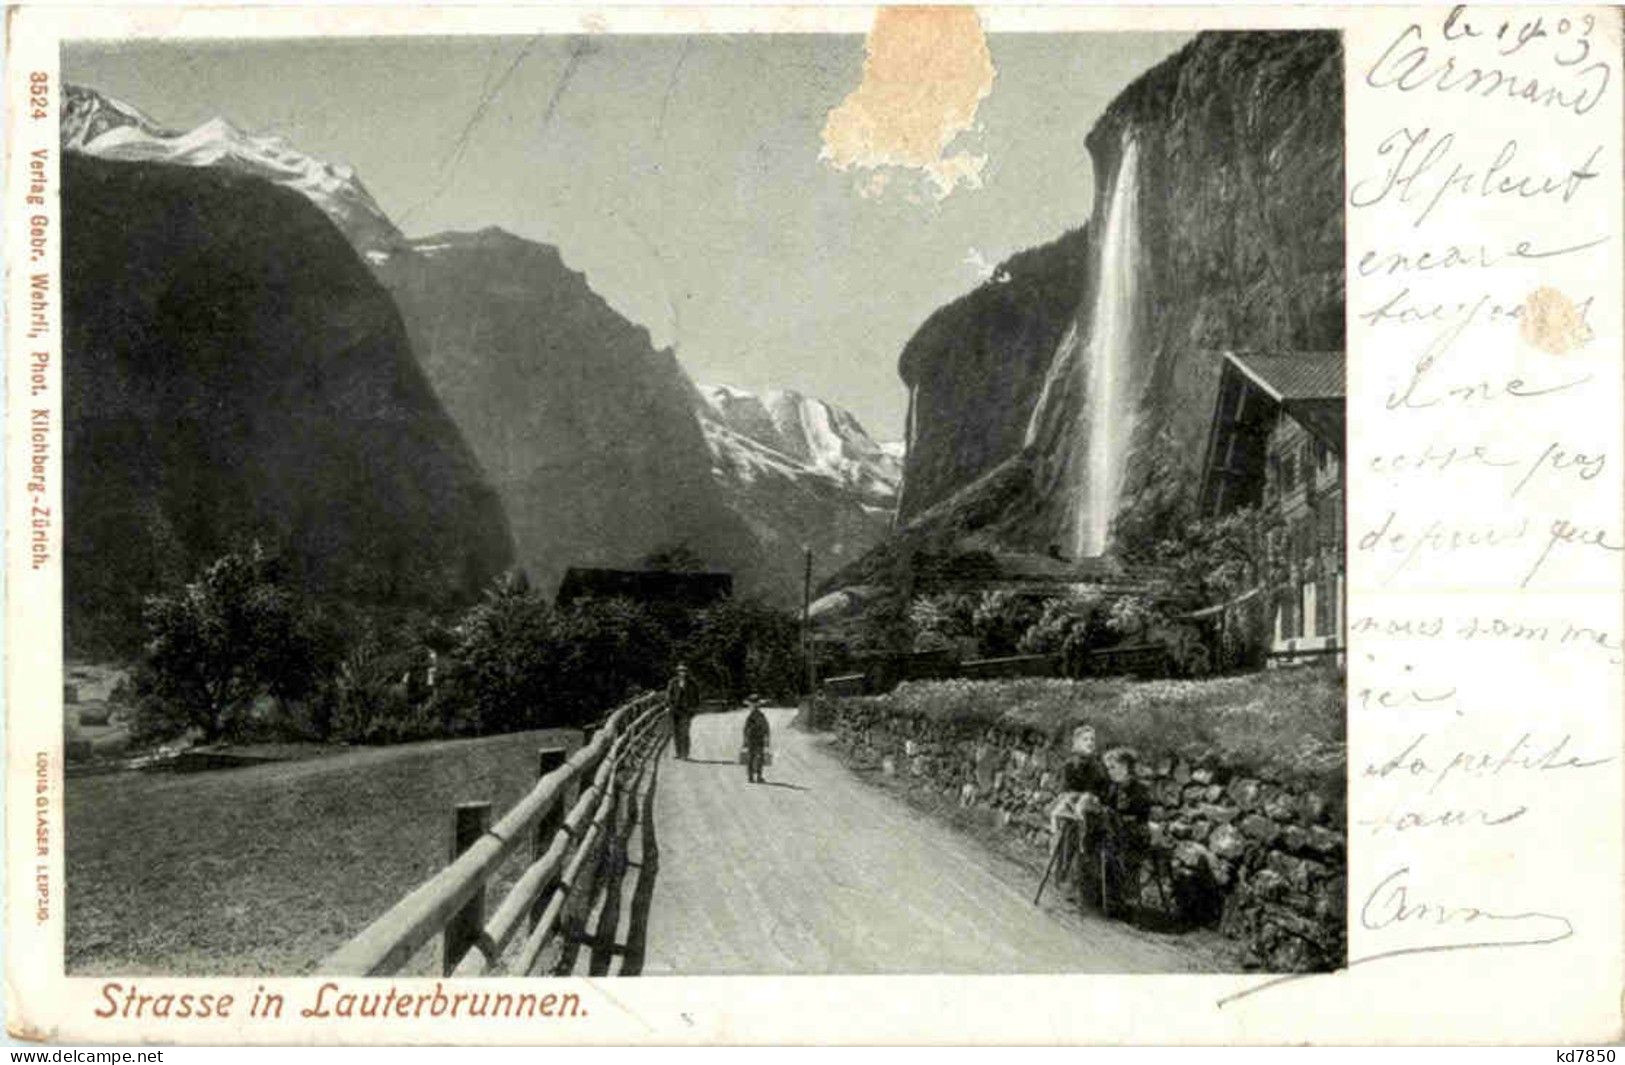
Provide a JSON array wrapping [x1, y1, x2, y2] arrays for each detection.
[[66, 728, 581, 975], [852, 665, 1346, 784]]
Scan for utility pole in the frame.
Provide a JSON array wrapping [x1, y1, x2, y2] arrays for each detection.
[[802, 546, 816, 694]]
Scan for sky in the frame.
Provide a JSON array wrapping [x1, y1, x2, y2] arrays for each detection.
[[64, 31, 1191, 439]]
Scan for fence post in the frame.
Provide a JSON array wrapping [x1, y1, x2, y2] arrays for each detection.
[[578, 767, 614, 956], [532, 746, 569, 930], [443, 801, 491, 975]]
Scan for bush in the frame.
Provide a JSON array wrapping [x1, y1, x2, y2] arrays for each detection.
[[1018, 592, 1111, 659], [329, 624, 446, 744], [971, 590, 1043, 658], [1218, 593, 1269, 672], [908, 593, 977, 652], [129, 544, 340, 745], [1106, 594, 1165, 640], [792, 690, 842, 732]]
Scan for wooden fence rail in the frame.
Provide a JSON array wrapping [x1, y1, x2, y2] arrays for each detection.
[[319, 692, 669, 977]]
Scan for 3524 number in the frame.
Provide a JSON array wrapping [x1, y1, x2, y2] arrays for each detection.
[[29, 71, 49, 119]]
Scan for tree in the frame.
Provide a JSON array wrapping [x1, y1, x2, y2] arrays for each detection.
[[131, 544, 336, 744], [438, 578, 674, 734], [1160, 506, 1268, 607], [437, 570, 563, 734], [550, 595, 673, 718], [1115, 493, 1267, 612], [853, 589, 915, 654], [677, 597, 804, 700]]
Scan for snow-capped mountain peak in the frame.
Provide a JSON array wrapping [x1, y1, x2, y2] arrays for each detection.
[[62, 84, 405, 260], [692, 382, 901, 570], [695, 383, 902, 504], [61, 84, 172, 148]]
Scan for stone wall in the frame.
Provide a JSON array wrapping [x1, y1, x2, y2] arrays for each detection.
[[828, 699, 1345, 972]]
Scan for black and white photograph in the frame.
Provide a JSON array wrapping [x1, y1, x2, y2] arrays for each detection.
[[9, 0, 1625, 1048], [47, 22, 1345, 982], [52, 23, 1351, 984]]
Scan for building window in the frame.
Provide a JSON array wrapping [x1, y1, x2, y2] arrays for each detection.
[[1316, 573, 1337, 636], [1314, 438, 1330, 472], [1278, 588, 1299, 641], [1292, 518, 1312, 571], [1281, 451, 1297, 492], [1318, 505, 1337, 553]]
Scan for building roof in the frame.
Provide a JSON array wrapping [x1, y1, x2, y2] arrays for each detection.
[[1198, 349, 1346, 517], [1223, 351, 1345, 402], [555, 567, 732, 608]]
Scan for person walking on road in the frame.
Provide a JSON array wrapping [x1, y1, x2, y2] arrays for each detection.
[[667, 663, 699, 760], [742, 695, 771, 783]]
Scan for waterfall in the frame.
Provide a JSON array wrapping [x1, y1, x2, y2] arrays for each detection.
[[1073, 136, 1142, 558], [905, 382, 919, 454]]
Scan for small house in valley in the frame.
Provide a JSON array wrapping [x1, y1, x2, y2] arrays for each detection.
[[555, 567, 733, 611], [1198, 351, 1345, 665]]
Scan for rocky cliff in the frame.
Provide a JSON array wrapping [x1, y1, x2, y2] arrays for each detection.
[[894, 31, 1343, 558], [63, 153, 513, 653], [896, 228, 1088, 523], [374, 230, 765, 596]]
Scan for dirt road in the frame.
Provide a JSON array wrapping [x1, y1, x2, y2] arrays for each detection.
[[642, 707, 1211, 974]]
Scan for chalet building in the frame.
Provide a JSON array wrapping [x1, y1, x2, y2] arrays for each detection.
[[1198, 351, 1345, 666], [555, 567, 732, 611]]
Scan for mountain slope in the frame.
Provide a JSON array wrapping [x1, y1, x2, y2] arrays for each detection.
[[374, 229, 766, 596], [896, 227, 1089, 523], [66, 84, 771, 600], [62, 152, 513, 652]]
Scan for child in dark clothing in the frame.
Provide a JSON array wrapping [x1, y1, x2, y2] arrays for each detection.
[[742, 696, 771, 783]]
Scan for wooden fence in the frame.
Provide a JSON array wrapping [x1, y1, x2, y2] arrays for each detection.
[[1080, 642, 1172, 678], [319, 692, 669, 977], [956, 653, 1059, 680], [821, 652, 1061, 696]]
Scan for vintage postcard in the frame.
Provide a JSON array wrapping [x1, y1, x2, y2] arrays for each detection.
[[4, 1, 1621, 1046]]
